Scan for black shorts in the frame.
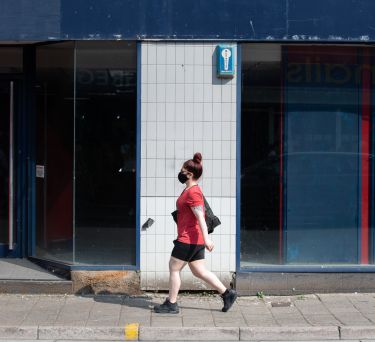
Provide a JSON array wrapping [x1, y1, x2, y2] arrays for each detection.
[[171, 240, 205, 262]]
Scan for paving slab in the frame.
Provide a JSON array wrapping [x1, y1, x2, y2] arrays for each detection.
[[1, 293, 375, 341]]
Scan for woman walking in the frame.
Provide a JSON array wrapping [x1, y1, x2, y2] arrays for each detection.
[[154, 152, 237, 314]]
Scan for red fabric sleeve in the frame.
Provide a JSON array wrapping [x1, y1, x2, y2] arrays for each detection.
[[186, 188, 203, 207]]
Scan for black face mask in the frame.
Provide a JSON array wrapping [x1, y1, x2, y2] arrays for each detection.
[[178, 171, 189, 184]]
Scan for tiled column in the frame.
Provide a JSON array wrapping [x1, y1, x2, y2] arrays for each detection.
[[140, 42, 237, 290]]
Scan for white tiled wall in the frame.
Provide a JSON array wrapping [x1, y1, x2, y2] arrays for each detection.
[[140, 42, 237, 290]]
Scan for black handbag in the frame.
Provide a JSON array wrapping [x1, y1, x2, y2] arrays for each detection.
[[171, 196, 221, 234]]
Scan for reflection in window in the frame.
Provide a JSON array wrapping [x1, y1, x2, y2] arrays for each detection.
[[241, 44, 373, 267], [75, 41, 137, 265], [0, 48, 22, 73], [241, 44, 282, 266], [35, 43, 74, 263]]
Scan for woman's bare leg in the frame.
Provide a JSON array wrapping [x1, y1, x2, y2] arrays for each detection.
[[168, 256, 187, 303], [188, 259, 227, 294]]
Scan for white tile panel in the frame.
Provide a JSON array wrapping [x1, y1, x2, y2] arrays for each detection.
[[184, 44, 195, 64], [166, 43, 176, 64], [165, 83, 176, 102], [148, 64, 157, 83], [147, 44, 157, 63], [156, 83, 166, 103], [165, 102, 175, 121], [175, 44, 185, 64], [140, 42, 237, 289], [165, 122, 175, 141], [194, 65, 204, 83], [176, 64, 185, 83], [157, 121, 166, 140], [157, 44, 167, 64], [193, 102, 204, 121], [203, 103, 213, 121], [146, 177, 156, 196], [212, 84, 222, 103], [184, 65, 194, 83], [156, 178, 166, 196], [184, 84, 194, 102], [183, 102, 193, 121], [194, 46, 204, 65], [193, 83, 204, 102], [166, 64, 176, 84], [155, 197, 166, 216], [141, 43, 148, 64], [156, 141, 166, 158]]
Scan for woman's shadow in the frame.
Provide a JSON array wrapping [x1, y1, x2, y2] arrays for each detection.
[[81, 289, 213, 312]]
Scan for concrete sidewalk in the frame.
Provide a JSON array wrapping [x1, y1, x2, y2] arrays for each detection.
[[1, 292, 375, 340]]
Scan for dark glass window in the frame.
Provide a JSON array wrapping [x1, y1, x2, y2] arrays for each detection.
[[241, 44, 282, 265], [241, 44, 373, 267], [35, 41, 137, 265], [75, 41, 137, 265], [0, 48, 22, 73], [35, 43, 74, 263]]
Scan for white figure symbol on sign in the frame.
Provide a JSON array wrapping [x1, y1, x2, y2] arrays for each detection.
[[221, 48, 232, 71]]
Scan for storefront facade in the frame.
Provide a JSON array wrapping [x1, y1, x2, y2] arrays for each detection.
[[1, 0, 375, 293]]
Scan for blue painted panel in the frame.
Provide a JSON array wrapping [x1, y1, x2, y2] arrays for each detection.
[[1, 0, 375, 41], [60, 0, 286, 40], [0, 0, 60, 40], [288, 0, 375, 40]]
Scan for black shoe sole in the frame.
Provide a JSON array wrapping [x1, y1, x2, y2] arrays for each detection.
[[153, 309, 179, 314], [222, 292, 238, 312]]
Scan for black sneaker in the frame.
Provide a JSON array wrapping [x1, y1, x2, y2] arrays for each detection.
[[221, 289, 237, 312], [154, 298, 179, 314]]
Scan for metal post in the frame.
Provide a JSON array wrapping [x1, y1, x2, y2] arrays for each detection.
[[8, 81, 14, 249]]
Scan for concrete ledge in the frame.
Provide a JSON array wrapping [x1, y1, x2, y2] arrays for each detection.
[[0, 326, 38, 340], [340, 326, 375, 339], [235, 272, 375, 295], [0, 280, 72, 294], [71, 270, 140, 295], [139, 327, 239, 341], [38, 326, 125, 340], [240, 326, 339, 340]]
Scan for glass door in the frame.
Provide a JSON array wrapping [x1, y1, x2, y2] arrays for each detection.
[[0, 80, 19, 257]]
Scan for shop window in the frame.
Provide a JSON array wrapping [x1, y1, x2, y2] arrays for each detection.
[[0, 48, 22, 73], [35, 41, 137, 265], [75, 41, 137, 265], [241, 44, 373, 267], [35, 42, 74, 263]]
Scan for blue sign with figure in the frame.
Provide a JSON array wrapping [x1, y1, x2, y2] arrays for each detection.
[[217, 46, 234, 78]]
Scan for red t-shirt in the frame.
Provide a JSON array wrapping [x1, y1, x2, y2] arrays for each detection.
[[176, 185, 205, 245]]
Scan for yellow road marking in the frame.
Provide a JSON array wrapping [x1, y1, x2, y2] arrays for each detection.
[[124, 323, 139, 340]]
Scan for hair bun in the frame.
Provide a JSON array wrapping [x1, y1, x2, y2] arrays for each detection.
[[193, 152, 202, 164]]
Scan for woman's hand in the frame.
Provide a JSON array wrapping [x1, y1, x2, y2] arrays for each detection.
[[205, 239, 214, 252]]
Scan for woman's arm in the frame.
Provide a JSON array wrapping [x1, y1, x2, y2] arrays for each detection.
[[191, 206, 214, 251]]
